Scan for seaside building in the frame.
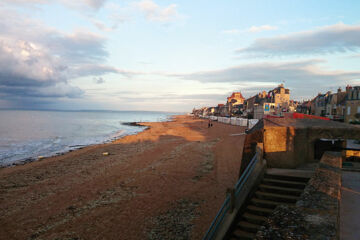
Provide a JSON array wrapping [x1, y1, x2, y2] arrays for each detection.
[[245, 91, 267, 118], [218, 104, 229, 117], [227, 92, 245, 105], [247, 84, 291, 119], [192, 84, 360, 125], [294, 86, 360, 124], [313, 92, 332, 116], [324, 87, 347, 121], [267, 84, 290, 107], [345, 85, 360, 123], [226, 92, 245, 116], [254, 102, 277, 119], [297, 100, 312, 114], [288, 100, 299, 113]]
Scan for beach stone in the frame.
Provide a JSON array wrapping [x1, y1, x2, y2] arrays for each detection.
[[146, 199, 200, 240]]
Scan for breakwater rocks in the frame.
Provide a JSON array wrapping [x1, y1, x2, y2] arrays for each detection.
[[121, 122, 143, 127]]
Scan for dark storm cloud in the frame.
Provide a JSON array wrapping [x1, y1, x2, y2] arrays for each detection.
[[0, 7, 128, 107], [0, 84, 83, 98]]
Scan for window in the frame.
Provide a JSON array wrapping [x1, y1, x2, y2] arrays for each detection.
[[358, 106, 360, 113], [348, 106, 351, 115]]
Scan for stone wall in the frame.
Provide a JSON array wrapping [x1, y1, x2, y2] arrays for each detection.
[[263, 118, 360, 168]]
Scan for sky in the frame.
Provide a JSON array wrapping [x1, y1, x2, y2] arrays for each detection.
[[0, 0, 360, 112]]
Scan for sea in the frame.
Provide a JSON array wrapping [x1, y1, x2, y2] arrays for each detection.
[[0, 110, 176, 167]]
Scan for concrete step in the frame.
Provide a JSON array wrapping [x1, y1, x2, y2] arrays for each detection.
[[232, 229, 255, 239], [251, 198, 289, 208], [266, 168, 314, 179], [237, 221, 261, 233], [259, 184, 303, 196], [246, 205, 273, 216], [255, 191, 299, 203], [262, 178, 307, 189], [264, 173, 310, 183], [243, 212, 267, 225], [226, 169, 312, 240]]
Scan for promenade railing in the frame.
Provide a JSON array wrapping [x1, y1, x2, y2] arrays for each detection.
[[202, 152, 262, 240]]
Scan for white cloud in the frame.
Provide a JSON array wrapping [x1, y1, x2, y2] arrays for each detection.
[[91, 4, 128, 32], [222, 25, 277, 35], [134, 0, 179, 22], [2, 0, 108, 10], [2, 0, 48, 4], [247, 25, 278, 33], [237, 23, 360, 56], [93, 77, 105, 84], [92, 19, 114, 32], [83, 0, 107, 9]]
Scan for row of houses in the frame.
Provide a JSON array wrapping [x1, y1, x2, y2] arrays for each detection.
[[297, 85, 360, 124], [193, 84, 296, 119], [193, 84, 360, 124]]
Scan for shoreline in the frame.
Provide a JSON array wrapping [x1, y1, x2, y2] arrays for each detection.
[[0, 115, 246, 240], [1, 115, 176, 168]]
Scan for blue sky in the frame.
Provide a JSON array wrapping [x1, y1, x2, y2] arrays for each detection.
[[0, 0, 360, 112]]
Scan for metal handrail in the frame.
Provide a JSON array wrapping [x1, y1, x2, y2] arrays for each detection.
[[235, 155, 259, 197], [202, 152, 259, 240]]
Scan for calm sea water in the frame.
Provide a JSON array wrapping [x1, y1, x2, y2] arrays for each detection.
[[0, 110, 175, 167]]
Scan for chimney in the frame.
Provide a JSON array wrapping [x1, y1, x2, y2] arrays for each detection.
[[337, 87, 342, 93]]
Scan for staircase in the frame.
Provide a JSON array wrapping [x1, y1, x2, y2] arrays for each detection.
[[227, 171, 310, 240]]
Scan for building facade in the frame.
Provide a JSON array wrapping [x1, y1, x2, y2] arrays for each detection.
[[247, 84, 291, 119], [324, 88, 346, 121], [226, 92, 245, 116], [345, 85, 360, 123]]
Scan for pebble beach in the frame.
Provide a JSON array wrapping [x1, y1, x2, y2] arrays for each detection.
[[0, 115, 246, 240]]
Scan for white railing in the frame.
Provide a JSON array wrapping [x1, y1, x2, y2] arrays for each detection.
[[209, 117, 258, 129], [248, 119, 259, 129]]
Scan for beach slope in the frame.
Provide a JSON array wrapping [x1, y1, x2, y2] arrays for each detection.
[[0, 115, 245, 240]]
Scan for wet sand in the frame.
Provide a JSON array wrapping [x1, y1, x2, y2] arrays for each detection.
[[0, 115, 246, 240]]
